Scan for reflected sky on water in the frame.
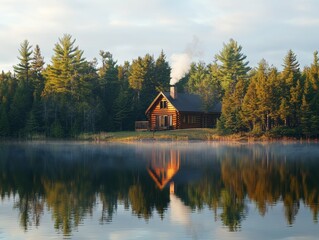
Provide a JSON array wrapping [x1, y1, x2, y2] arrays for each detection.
[[0, 141, 318, 239]]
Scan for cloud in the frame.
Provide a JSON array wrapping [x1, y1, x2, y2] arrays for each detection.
[[1, 0, 319, 71]]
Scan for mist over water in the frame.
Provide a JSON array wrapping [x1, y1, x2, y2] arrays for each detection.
[[0, 141, 318, 239]]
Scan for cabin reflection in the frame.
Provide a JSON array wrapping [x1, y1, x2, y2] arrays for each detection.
[[147, 149, 180, 190], [147, 149, 193, 228]]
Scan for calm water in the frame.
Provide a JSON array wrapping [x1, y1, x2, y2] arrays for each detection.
[[0, 141, 318, 240]]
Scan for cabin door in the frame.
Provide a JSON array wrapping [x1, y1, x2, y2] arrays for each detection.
[[156, 115, 172, 129]]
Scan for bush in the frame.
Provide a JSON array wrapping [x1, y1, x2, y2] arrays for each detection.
[[266, 126, 300, 138], [50, 120, 64, 138], [250, 125, 263, 137]]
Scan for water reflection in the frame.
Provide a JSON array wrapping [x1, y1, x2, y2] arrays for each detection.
[[147, 149, 180, 190], [146, 149, 192, 227], [0, 142, 318, 237]]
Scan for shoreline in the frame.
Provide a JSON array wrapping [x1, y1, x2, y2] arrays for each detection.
[[1, 129, 319, 143]]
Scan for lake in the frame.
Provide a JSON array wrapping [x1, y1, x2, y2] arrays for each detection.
[[0, 141, 318, 239]]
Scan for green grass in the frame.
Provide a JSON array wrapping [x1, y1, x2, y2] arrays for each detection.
[[77, 129, 307, 142], [9, 128, 305, 142], [77, 128, 220, 142]]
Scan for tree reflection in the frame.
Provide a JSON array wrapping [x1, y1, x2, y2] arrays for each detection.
[[14, 194, 44, 231], [220, 189, 247, 232], [0, 143, 318, 235]]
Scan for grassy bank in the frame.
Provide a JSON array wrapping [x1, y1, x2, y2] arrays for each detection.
[[77, 129, 218, 141], [76, 128, 293, 142], [3, 129, 312, 142]]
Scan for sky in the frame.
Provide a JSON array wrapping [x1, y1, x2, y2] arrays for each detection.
[[1, 0, 319, 72]]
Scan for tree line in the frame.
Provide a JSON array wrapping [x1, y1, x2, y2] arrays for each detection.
[[1, 35, 319, 137], [0, 34, 170, 137], [182, 39, 319, 137]]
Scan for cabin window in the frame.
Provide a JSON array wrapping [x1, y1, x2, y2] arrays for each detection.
[[182, 114, 197, 124], [189, 115, 197, 124], [160, 100, 167, 109]]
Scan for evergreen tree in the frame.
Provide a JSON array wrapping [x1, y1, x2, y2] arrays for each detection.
[[154, 50, 170, 92], [31, 44, 45, 97], [10, 41, 34, 135], [139, 54, 156, 104], [302, 51, 319, 137], [24, 110, 39, 137], [217, 39, 250, 133], [31, 45, 45, 132], [114, 61, 134, 130], [113, 87, 132, 130], [0, 104, 10, 136], [43, 34, 92, 135], [241, 80, 259, 131], [220, 79, 247, 133], [129, 54, 156, 120], [263, 67, 281, 129], [300, 95, 312, 137], [9, 81, 33, 135], [129, 56, 145, 102], [98, 51, 119, 131], [187, 61, 220, 112], [253, 61, 281, 131], [278, 98, 290, 126], [0, 71, 17, 110], [215, 39, 251, 95], [280, 50, 302, 127], [14, 40, 33, 84]]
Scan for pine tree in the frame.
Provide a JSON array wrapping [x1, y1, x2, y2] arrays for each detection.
[[116, 61, 134, 130], [254, 60, 270, 130], [154, 50, 170, 92], [0, 104, 10, 136], [129, 56, 145, 101], [14, 40, 33, 84], [113, 87, 132, 131], [215, 39, 250, 94], [303, 51, 319, 137], [9, 81, 33, 136], [300, 95, 312, 137], [43, 34, 91, 135], [31, 45, 45, 97], [241, 80, 259, 131], [30, 45, 45, 132], [221, 79, 247, 133], [98, 51, 119, 131], [279, 98, 290, 126], [216, 39, 250, 133], [129, 54, 156, 121], [24, 110, 39, 137], [187, 61, 220, 112], [280, 50, 302, 127], [10, 41, 34, 135]]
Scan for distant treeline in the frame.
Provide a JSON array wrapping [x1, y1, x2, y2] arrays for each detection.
[[0, 35, 319, 137]]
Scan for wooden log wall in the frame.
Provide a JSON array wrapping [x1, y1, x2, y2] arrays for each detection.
[[148, 95, 178, 130]]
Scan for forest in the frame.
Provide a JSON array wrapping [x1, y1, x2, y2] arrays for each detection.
[[1, 34, 319, 138]]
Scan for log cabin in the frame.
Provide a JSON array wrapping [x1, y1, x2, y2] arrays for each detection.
[[145, 86, 221, 130]]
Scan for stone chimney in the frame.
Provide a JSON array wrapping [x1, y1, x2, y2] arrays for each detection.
[[170, 85, 177, 99]]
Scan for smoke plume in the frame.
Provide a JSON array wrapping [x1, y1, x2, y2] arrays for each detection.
[[170, 53, 192, 85], [170, 36, 203, 85]]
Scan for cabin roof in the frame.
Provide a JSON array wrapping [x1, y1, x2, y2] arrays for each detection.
[[145, 91, 221, 114]]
